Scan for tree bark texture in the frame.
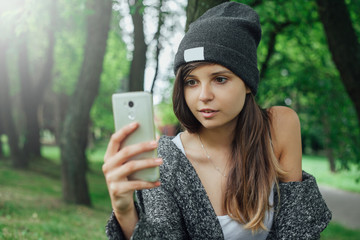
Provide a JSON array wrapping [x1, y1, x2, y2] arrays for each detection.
[[19, 0, 57, 158], [60, 0, 112, 205], [316, 0, 360, 123], [185, 0, 229, 32], [0, 39, 24, 167], [128, 0, 147, 91]]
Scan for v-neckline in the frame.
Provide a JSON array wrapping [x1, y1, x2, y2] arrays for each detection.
[[169, 136, 220, 216]]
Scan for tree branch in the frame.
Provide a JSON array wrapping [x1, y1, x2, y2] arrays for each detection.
[[260, 21, 292, 79]]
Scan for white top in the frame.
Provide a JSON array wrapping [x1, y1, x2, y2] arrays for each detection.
[[172, 133, 274, 240]]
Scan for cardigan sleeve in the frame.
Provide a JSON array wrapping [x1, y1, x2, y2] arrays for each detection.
[[267, 171, 332, 240], [105, 184, 188, 240]]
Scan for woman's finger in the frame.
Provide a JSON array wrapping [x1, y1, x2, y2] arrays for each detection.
[[104, 122, 139, 161], [110, 180, 161, 195], [105, 158, 162, 182], [103, 140, 158, 172]]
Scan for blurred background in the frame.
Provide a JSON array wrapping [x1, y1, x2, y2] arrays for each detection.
[[0, 0, 359, 239]]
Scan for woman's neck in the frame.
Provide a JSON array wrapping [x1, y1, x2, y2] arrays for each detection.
[[197, 127, 234, 152]]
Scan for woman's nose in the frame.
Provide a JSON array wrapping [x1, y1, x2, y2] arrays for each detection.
[[199, 83, 214, 102]]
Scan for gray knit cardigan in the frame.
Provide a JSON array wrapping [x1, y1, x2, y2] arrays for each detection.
[[106, 136, 332, 240]]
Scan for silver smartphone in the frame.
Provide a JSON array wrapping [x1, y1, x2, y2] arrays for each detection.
[[112, 91, 159, 182]]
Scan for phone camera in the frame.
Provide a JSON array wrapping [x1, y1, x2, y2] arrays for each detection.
[[128, 101, 134, 108]]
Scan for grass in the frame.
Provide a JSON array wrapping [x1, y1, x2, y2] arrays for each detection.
[[1, 144, 360, 239], [321, 222, 360, 240], [0, 147, 111, 240], [302, 155, 360, 193]]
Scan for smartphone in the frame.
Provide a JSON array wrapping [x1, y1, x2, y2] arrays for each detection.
[[112, 91, 159, 182]]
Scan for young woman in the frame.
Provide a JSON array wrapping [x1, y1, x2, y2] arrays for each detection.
[[103, 2, 331, 239]]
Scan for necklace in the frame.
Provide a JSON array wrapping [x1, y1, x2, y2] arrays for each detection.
[[198, 134, 227, 177]]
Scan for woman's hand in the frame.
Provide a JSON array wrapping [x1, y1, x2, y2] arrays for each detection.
[[102, 122, 162, 237]]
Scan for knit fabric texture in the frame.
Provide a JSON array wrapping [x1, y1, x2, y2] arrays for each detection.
[[105, 136, 332, 240], [174, 2, 261, 95]]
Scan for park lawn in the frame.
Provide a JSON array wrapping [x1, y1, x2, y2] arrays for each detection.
[[0, 145, 360, 239], [0, 155, 111, 240], [321, 222, 360, 240], [302, 155, 360, 193]]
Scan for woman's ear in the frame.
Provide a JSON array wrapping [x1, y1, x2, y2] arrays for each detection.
[[246, 86, 251, 94]]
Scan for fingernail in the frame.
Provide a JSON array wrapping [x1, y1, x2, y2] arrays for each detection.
[[130, 122, 138, 128], [150, 140, 158, 147], [154, 158, 163, 164]]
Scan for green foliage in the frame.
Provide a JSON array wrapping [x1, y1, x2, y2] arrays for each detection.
[[52, 0, 87, 95], [0, 135, 10, 157], [51, 2, 130, 139], [53, 31, 85, 95], [129, 0, 145, 15], [1, 0, 58, 94], [1, 0, 51, 37], [155, 102, 178, 126], [153, 76, 178, 127], [248, 0, 360, 171], [346, 0, 360, 37], [90, 30, 130, 137]]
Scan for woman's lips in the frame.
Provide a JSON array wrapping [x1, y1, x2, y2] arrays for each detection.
[[198, 109, 219, 118]]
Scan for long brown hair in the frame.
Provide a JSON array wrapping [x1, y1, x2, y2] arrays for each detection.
[[173, 62, 285, 231]]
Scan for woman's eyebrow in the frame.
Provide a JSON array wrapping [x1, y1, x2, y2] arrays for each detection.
[[186, 70, 232, 79], [186, 74, 196, 78], [210, 70, 232, 75]]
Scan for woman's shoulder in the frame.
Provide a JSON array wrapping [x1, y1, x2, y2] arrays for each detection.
[[267, 106, 302, 182], [268, 106, 300, 128], [267, 106, 301, 142]]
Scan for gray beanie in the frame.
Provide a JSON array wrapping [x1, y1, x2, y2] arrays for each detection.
[[174, 2, 261, 95]]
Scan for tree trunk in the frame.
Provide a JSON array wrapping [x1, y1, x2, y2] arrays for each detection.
[[19, 0, 57, 158], [128, 0, 147, 91], [60, 0, 112, 205], [0, 135, 3, 158], [322, 115, 336, 172], [316, 0, 360, 124], [18, 32, 41, 159], [18, 33, 42, 158], [0, 39, 24, 167], [185, 0, 229, 31], [325, 147, 336, 173], [150, 0, 165, 93], [55, 93, 69, 145]]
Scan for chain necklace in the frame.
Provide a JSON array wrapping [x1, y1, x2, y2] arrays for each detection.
[[198, 134, 227, 177]]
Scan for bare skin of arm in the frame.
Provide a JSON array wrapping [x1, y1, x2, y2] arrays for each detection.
[[102, 122, 163, 239], [269, 106, 303, 182]]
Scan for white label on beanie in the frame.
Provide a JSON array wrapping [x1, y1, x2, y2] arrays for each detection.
[[184, 47, 204, 62]]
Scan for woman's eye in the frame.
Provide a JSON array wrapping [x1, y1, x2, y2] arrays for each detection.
[[215, 76, 227, 84], [185, 79, 197, 86]]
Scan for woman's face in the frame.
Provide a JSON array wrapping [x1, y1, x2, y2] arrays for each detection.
[[184, 63, 250, 131]]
